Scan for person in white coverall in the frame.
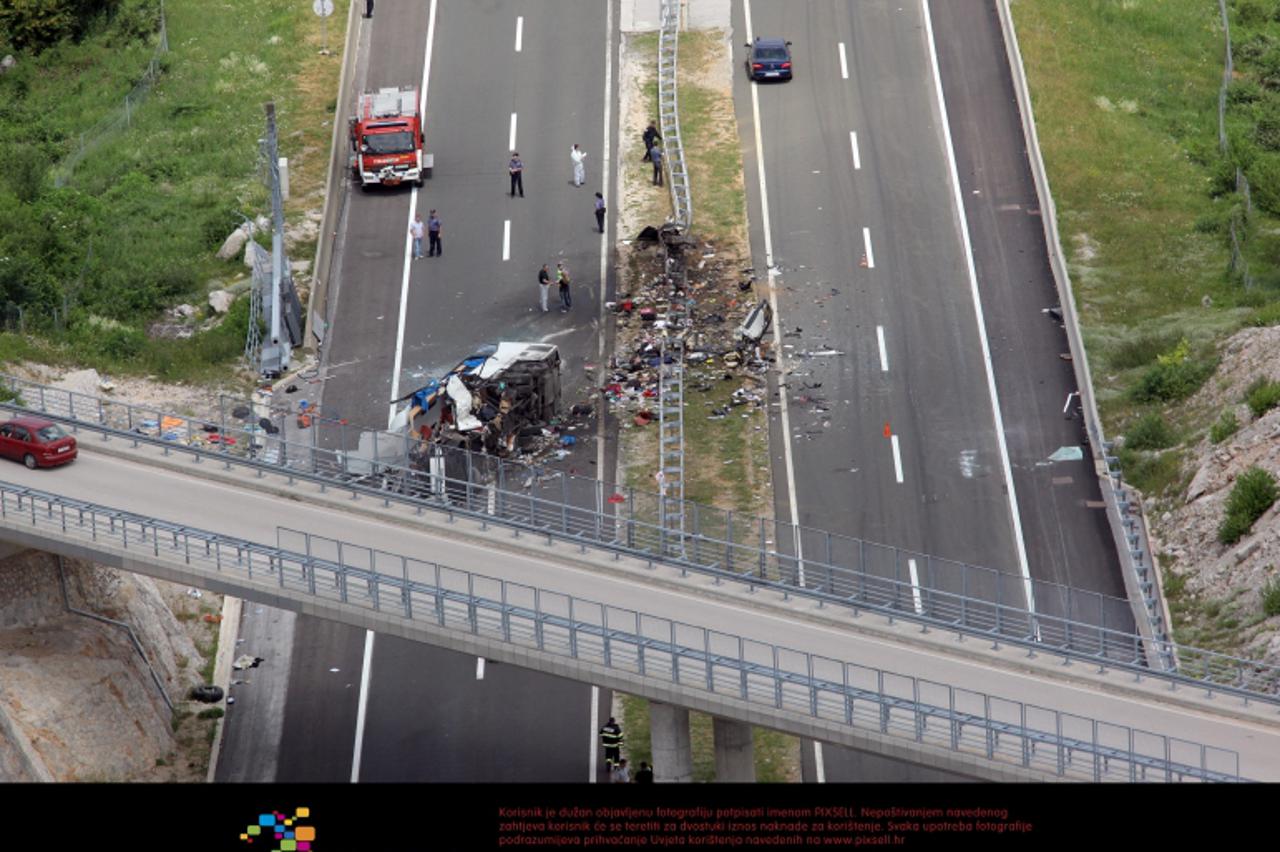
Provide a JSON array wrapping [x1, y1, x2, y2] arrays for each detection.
[[570, 143, 587, 187]]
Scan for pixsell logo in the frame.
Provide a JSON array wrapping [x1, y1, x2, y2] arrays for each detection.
[[239, 807, 317, 850]]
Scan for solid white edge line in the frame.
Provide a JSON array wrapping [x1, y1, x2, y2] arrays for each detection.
[[891, 433, 904, 484], [920, 0, 1035, 612], [745, 0, 806, 590], [597, 0, 613, 483], [515, 15, 523, 52], [876, 325, 888, 372], [850, 130, 861, 170], [862, 226, 875, 269], [590, 1, 613, 785], [509, 112, 518, 153], [389, 0, 439, 417], [589, 685, 600, 783], [476, 657, 486, 679], [838, 42, 849, 80], [743, 0, 818, 763], [349, 629, 376, 782], [503, 219, 511, 261], [907, 558, 923, 614]]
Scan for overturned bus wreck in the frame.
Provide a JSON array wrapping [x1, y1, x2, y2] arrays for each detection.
[[396, 342, 561, 459]]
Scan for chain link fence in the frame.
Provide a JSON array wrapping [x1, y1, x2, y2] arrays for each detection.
[[50, 3, 170, 188], [1217, 0, 1257, 289]]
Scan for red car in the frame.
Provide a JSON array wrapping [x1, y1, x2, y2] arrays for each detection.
[[0, 416, 78, 469]]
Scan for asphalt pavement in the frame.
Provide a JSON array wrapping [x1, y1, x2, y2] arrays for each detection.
[[222, 0, 620, 783], [731, 0, 1126, 780]]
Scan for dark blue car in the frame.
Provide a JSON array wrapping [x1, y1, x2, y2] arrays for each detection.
[[746, 37, 793, 81]]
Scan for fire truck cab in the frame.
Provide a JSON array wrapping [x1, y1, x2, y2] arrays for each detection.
[[348, 86, 432, 189]]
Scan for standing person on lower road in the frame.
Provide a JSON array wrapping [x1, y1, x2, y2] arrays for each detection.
[[649, 143, 664, 186], [642, 123, 661, 161], [409, 213, 425, 260], [634, 761, 654, 783], [556, 262, 572, 312], [364, 0, 373, 18], [599, 716, 623, 770], [509, 152, 524, 197], [537, 264, 551, 312], [594, 192, 606, 234], [611, 758, 631, 784], [427, 210, 442, 257], [570, 143, 587, 187]]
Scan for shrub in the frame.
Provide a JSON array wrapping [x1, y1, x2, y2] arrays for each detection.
[[1218, 466, 1279, 544], [1110, 331, 1181, 370], [1211, 410, 1241, 444], [1247, 151, 1280, 214], [1244, 376, 1280, 417], [1125, 412, 1176, 450], [1237, 0, 1274, 28], [1131, 339, 1216, 403], [197, 707, 224, 720], [1263, 577, 1280, 618]]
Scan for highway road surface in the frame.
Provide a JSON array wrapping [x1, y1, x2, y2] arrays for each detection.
[[731, 0, 1127, 780], [234, 0, 620, 783]]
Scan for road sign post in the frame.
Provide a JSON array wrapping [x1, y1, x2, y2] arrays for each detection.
[[313, 0, 335, 55]]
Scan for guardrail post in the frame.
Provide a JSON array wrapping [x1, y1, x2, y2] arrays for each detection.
[[434, 564, 445, 626], [636, 611, 645, 675], [913, 679, 923, 742], [740, 636, 748, 700], [501, 582, 511, 642], [603, 607, 611, 668], [569, 598, 578, 659], [725, 510, 734, 576], [672, 621, 680, 685], [984, 695, 994, 759], [705, 629, 714, 692], [560, 472, 569, 534], [878, 671, 888, 733], [758, 517, 767, 580], [402, 556, 412, 619], [773, 645, 782, 709], [843, 665, 852, 724], [1056, 713, 1065, 777], [467, 574, 478, 634], [808, 655, 817, 717], [950, 687, 960, 750], [1021, 704, 1030, 767], [534, 589, 545, 650]]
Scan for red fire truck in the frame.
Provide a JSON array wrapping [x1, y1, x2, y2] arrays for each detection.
[[348, 86, 432, 189]]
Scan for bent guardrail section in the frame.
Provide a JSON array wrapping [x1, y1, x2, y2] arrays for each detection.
[[0, 482, 1241, 783], [2, 378, 1279, 707]]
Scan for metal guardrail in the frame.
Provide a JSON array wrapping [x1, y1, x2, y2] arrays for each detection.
[[657, 0, 692, 228], [0, 482, 1241, 782], [3, 377, 1280, 706], [994, 2, 1174, 670]]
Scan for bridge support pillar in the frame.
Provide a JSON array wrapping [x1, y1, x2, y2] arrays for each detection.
[[712, 717, 755, 782], [649, 701, 693, 783]]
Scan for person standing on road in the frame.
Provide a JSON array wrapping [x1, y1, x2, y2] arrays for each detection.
[[427, 209, 442, 257], [611, 758, 631, 784], [557, 262, 572, 312], [594, 192, 606, 234], [642, 123, 661, 161], [409, 213, 425, 260], [634, 761, 654, 783], [509, 152, 524, 197], [537, 264, 551, 312], [649, 143, 664, 186], [599, 716, 623, 770], [364, 0, 373, 18], [571, 143, 587, 187]]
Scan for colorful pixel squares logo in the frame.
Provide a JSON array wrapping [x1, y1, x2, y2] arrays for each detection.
[[239, 808, 316, 851]]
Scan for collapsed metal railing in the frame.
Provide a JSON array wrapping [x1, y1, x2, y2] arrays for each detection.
[[0, 482, 1242, 782], [4, 377, 1280, 706], [657, 0, 692, 228]]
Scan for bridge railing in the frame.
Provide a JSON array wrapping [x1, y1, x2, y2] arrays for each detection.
[[3, 376, 1279, 705], [0, 481, 1241, 782]]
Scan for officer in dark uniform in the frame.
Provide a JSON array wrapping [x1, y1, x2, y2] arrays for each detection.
[[599, 716, 624, 770]]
